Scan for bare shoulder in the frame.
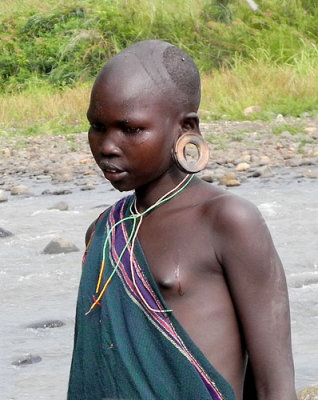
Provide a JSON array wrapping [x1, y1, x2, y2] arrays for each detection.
[[196, 179, 263, 233], [195, 179, 276, 269], [84, 205, 114, 246], [85, 219, 97, 246], [193, 180, 297, 399]]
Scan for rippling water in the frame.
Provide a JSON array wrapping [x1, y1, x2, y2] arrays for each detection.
[[0, 172, 317, 399]]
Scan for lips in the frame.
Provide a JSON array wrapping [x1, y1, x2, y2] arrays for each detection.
[[99, 161, 126, 182], [99, 162, 124, 174]]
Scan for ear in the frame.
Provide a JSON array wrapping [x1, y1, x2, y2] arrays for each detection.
[[180, 112, 200, 135]]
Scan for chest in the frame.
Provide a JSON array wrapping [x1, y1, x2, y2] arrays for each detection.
[[137, 209, 222, 297]]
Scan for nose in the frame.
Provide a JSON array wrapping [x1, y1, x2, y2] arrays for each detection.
[[90, 130, 121, 157]]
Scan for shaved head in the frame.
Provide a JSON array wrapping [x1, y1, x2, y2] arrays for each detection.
[[96, 40, 201, 113]]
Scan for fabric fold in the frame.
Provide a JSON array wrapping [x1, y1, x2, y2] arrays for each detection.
[[68, 196, 235, 400]]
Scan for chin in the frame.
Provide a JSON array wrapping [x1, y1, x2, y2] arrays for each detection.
[[109, 180, 136, 192]]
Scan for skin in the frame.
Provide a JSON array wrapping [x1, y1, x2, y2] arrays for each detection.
[[86, 50, 297, 400]]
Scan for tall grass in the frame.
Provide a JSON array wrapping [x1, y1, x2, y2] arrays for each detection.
[[2, 0, 318, 90], [1, 0, 318, 134], [2, 52, 318, 137], [0, 84, 90, 135], [201, 48, 318, 119]]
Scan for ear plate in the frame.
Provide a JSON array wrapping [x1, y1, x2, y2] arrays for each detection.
[[173, 133, 210, 173]]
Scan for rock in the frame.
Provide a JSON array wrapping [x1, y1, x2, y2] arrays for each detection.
[[201, 173, 214, 183], [300, 158, 315, 166], [280, 131, 292, 139], [83, 169, 95, 176], [0, 227, 14, 238], [79, 157, 93, 165], [258, 155, 271, 166], [42, 188, 73, 195], [251, 166, 274, 178], [26, 320, 65, 329], [297, 385, 318, 400], [12, 354, 42, 367], [219, 172, 240, 187], [310, 131, 318, 140], [43, 237, 79, 254], [243, 105, 261, 117], [303, 169, 318, 179], [237, 154, 251, 163], [48, 201, 69, 211], [81, 185, 95, 192], [235, 162, 251, 171], [10, 185, 29, 195], [36, 174, 50, 181], [52, 172, 73, 183], [52, 189, 72, 195], [304, 126, 318, 135], [275, 114, 286, 122], [213, 167, 227, 180], [0, 189, 8, 202], [1, 148, 11, 158], [286, 157, 302, 167]]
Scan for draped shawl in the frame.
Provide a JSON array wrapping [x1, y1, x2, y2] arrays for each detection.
[[68, 196, 234, 400]]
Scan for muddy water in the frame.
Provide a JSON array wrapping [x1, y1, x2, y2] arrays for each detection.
[[0, 174, 317, 399]]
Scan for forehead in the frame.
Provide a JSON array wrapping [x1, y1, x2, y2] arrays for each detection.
[[88, 57, 177, 118]]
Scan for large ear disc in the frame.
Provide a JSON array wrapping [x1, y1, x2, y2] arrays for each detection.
[[173, 133, 210, 173]]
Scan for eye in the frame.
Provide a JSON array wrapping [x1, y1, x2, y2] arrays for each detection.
[[122, 126, 143, 135], [89, 123, 106, 132]]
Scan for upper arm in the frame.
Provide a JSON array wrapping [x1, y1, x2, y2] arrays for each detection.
[[85, 219, 97, 246], [214, 196, 296, 399]]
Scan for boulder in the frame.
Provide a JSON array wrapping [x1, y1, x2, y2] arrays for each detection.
[[0, 190, 8, 202], [251, 166, 274, 178], [1, 148, 11, 158], [235, 162, 251, 172], [219, 172, 240, 187], [243, 105, 261, 117], [200, 173, 214, 183], [48, 201, 69, 211], [0, 227, 13, 238], [12, 354, 42, 367], [258, 155, 271, 166], [275, 114, 286, 122], [10, 185, 29, 195], [26, 320, 65, 329], [43, 237, 79, 254], [303, 169, 318, 179]]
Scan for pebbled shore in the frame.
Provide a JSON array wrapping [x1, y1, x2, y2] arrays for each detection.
[[0, 117, 317, 195]]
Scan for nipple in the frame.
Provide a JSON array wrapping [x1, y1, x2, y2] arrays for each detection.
[[175, 264, 184, 296]]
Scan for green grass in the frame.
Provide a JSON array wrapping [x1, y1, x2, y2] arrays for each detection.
[[272, 123, 305, 136], [1, 0, 318, 136]]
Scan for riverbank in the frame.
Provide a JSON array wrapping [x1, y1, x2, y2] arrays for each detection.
[[0, 119, 317, 399], [0, 172, 317, 399], [0, 117, 317, 198]]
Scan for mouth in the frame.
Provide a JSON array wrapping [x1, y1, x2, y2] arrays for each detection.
[[99, 162, 126, 181], [100, 162, 123, 173], [103, 167, 121, 173]]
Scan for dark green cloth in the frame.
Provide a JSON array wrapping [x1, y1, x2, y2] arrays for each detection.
[[68, 196, 235, 400]]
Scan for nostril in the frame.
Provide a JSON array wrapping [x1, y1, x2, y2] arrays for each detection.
[[100, 139, 121, 156]]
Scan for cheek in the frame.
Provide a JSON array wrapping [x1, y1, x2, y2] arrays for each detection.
[[88, 135, 100, 159]]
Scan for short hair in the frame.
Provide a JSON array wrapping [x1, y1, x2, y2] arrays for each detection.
[[162, 45, 201, 111], [103, 40, 201, 112]]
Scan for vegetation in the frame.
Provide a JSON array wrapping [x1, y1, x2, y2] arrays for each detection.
[[1, 0, 318, 136]]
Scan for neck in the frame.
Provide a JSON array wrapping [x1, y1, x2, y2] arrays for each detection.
[[134, 170, 190, 213]]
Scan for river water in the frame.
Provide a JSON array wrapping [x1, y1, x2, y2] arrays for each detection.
[[0, 171, 317, 399]]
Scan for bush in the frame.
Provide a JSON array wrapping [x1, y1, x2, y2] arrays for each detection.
[[1, 0, 318, 92]]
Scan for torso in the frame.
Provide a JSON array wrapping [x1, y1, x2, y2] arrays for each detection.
[[137, 179, 246, 399]]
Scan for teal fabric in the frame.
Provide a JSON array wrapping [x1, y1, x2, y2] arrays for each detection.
[[67, 196, 235, 400]]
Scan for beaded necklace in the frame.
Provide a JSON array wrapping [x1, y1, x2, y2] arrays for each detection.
[[85, 174, 194, 315]]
